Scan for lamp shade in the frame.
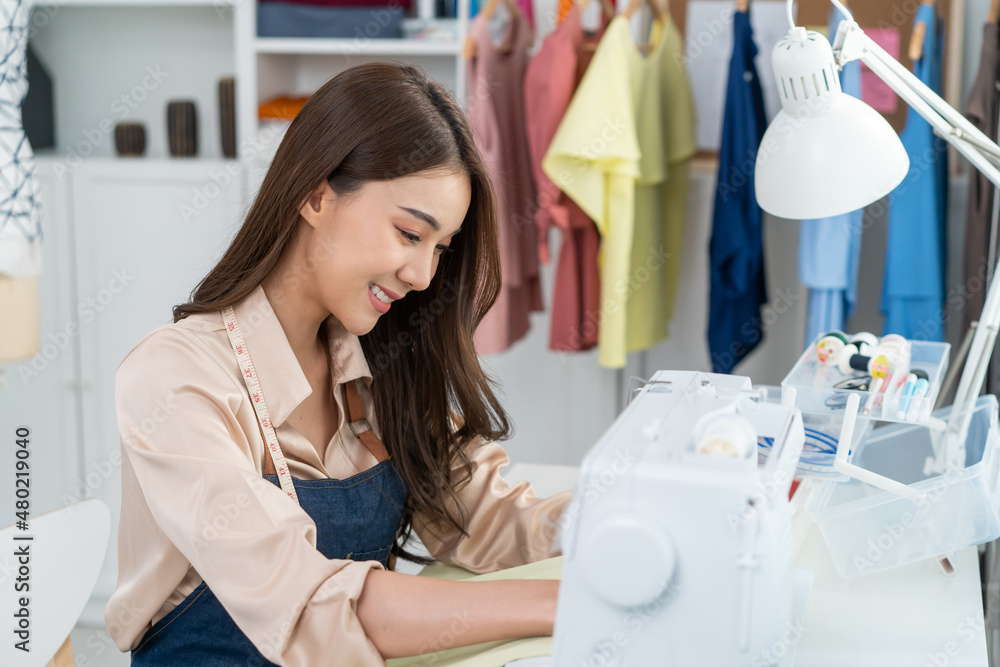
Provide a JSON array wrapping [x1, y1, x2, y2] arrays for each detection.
[[754, 28, 909, 220]]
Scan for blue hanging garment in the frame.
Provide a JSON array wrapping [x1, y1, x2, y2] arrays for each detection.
[[708, 7, 768, 374], [882, 3, 948, 341], [798, 9, 864, 348]]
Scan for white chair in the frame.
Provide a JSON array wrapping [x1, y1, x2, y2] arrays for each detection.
[[0, 499, 112, 666]]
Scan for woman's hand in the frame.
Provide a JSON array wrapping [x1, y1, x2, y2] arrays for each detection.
[[355, 570, 559, 658]]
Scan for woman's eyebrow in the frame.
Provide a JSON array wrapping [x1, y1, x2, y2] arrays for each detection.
[[398, 206, 440, 232]]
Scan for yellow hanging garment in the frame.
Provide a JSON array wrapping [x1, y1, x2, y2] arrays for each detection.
[[543, 16, 696, 368]]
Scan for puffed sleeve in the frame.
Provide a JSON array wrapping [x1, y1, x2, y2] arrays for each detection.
[[411, 435, 573, 574], [112, 328, 386, 666]]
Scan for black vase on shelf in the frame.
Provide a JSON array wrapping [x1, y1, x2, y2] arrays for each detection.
[[218, 77, 236, 159], [167, 101, 197, 157], [23, 44, 55, 150], [114, 123, 146, 157]]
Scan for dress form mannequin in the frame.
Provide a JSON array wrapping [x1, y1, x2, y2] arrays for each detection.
[[0, 0, 42, 364]]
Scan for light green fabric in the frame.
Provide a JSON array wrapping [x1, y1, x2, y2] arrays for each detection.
[[386, 557, 562, 667]]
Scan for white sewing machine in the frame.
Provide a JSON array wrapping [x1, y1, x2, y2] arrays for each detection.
[[550, 371, 813, 666]]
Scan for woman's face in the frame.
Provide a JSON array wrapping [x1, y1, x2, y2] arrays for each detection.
[[301, 167, 470, 336]]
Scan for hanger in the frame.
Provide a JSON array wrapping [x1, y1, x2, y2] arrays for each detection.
[[463, 0, 521, 60], [907, 0, 935, 62], [622, 0, 663, 21], [577, 0, 614, 51], [578, 0, 615, 23], [622, 0, 665, 54]]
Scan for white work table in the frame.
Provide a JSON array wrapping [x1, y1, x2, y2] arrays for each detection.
[[503, 463, 990, 666]]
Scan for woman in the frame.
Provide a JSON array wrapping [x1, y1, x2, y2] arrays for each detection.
[[106, 63, 572, 665]]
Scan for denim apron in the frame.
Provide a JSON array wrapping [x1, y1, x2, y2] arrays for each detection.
[[131, 308, 406, 665]]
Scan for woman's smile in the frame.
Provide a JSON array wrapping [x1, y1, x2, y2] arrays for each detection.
[[368, 282, 395, 313]]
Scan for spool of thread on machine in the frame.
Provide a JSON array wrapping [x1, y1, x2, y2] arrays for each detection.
[[695, 416, 757, 459]]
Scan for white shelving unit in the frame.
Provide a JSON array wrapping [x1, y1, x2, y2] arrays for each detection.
[[35, 0, 221, 5], [30, 4, 236, 161], [234, 0, 471, 159], [254, 37, 463, 56]]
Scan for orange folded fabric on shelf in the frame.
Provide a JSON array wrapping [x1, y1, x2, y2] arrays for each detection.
[[258, 95, 310, 121]]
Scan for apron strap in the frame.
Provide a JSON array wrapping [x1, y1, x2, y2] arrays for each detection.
[[261, 379, 389, 474], [343, 379, 391, 463]]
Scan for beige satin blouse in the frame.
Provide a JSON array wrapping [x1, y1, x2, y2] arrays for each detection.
[[105, 283, 572, 665]]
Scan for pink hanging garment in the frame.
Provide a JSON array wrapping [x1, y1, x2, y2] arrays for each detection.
[[523, 6, 607, 352], [467, 7, 544, 355]]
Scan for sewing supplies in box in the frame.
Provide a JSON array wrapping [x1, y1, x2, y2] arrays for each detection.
[[782, 331, 949, 426]]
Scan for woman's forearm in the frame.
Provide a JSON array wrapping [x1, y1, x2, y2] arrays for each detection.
[[355, 570, 559, 659]]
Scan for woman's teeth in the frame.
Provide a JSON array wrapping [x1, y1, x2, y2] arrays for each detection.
[[369, 284, 391, 304]]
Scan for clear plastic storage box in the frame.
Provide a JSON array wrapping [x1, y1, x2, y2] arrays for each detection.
[[756, 385, 872, 479], [781, 339, 950, 426], [806, 395, 1000, 579]]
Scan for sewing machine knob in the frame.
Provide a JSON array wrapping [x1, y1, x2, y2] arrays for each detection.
[[579, 515, 676, 608]]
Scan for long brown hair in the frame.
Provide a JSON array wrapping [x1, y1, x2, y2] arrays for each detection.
[[173, 63, 511, 564]]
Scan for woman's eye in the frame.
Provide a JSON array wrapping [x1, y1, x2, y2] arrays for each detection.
[[398, 228, 420, 244], [398, 227, 454, 254]]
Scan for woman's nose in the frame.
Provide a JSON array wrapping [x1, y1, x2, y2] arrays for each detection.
[[398, 250, 435, 292]]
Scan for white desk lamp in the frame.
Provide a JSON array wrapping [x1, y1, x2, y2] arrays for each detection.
[[754, 0, 1000, 480]]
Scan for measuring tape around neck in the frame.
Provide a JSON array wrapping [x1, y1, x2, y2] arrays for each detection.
[[222, 305, 300, 504]]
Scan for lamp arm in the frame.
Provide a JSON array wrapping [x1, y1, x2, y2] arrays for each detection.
[[835, 20, 1000, 474]]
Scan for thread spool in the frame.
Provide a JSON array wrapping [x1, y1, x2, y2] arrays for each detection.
[[840, 349, 890, 378], [816, 331, 848, 365], [836, 344, 859, 374], [878, 335, 911, 369], [695, 416, 756, 459], [849, 332, 879, 356]]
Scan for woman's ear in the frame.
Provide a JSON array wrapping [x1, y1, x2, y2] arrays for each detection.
[[298, 181, 335, 229]]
